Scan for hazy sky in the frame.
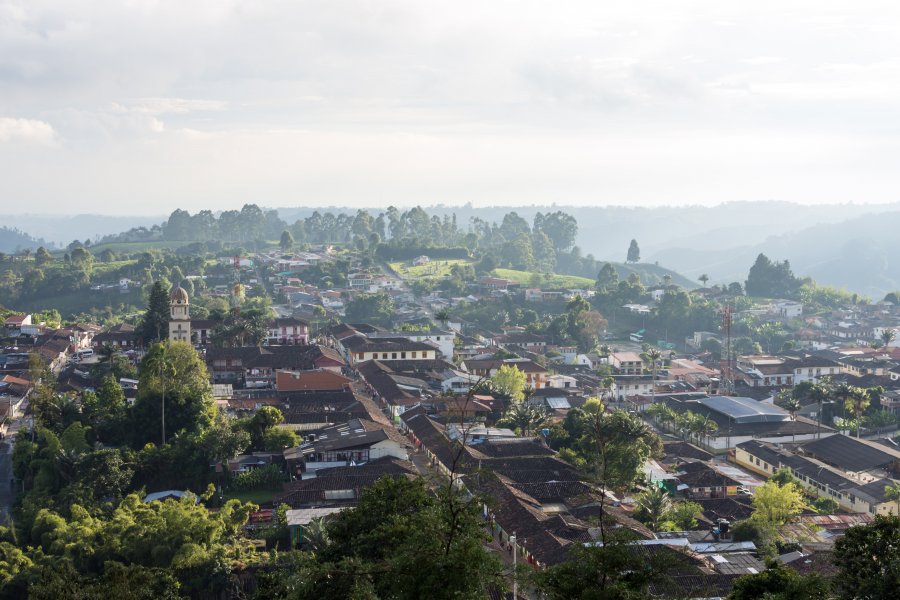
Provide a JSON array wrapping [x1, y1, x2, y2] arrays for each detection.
[[3, 1, 900, 215]]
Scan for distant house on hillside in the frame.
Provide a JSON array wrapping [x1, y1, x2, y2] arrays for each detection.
[[4, 314, 31, 331]]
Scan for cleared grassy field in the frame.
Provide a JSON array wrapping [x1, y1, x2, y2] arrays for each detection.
[[388, 258, 473, 279], [492, 268, 595, 288], [222, 488, 280, 506], [92, 259, 137, 275]]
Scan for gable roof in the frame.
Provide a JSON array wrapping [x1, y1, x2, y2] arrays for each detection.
[[276, 369, 352, 392], [800, 434, 900, 473], [207, 344, 345, 371]]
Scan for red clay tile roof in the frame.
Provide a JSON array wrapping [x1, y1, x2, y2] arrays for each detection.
[[276, 369, 352, 392]]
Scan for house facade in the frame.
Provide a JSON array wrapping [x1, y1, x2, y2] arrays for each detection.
[[266, 317, 310, 345]]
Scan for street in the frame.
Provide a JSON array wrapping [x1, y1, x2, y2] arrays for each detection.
[[0, 398, 28, 524]]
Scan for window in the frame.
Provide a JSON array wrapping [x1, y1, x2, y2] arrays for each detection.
[[324, 489, 356, 500], [411, 352, 417, 359], [392, 353, 397, 359], [382, 353, 388, 359], [401, 352, 407, 359]]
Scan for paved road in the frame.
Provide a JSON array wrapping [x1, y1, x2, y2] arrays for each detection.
[[0, 400, 28, 524], [0, 440, 13, 524]]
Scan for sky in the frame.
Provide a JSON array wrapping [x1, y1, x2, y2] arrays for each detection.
[[4, 0, 900, 215]]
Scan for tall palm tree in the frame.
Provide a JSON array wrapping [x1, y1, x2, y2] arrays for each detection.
[[636, 486, 672, 531], [142, 342, 177, 445], [675, 411, 694, 441], [697, 413, 718, 448], [645, 402, 674, 432], [698, 274, 709, 287], [434, 308, 451, 328], [882, 328, 897, 349], [845, 387, 871, 439], [806, 381, 832, 439], [644, 348, 663, 401], [776, 391, 803, 443], [600, 376, 615, 403], [498, 402, 551, 437]]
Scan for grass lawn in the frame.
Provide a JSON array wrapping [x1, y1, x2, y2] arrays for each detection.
[[222, 488, 281, 505], [492, 268, 595, 288], [388, 258, 472, 279]]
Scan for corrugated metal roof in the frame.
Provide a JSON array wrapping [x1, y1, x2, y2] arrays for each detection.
[[698, 395, 789, 423]]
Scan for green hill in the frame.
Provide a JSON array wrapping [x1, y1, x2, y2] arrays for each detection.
[[491, 269, 596, 288], [494, 263, 694, 290], [607, 262, 697, 289]]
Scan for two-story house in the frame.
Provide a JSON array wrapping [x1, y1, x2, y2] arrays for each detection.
[[609, 352, 644, 375], [460, 358, 549, 389], [267, 317, 310, 345]]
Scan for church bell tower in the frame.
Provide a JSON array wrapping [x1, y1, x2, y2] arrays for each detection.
[[168, 286, 191, 343]]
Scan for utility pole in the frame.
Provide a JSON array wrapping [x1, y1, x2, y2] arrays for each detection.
[[159, 345, 166, 446], [722, 304, 734, 395], [510, 532, 517, 599]]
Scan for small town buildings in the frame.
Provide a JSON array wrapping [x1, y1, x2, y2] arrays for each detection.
[[788, 355, 842, 384], [798, 434, 900, 482], [655, 395, 830, 450], [609, 352, 644, 375], [206, 345, 345, 385], [491, 332, 549, 354], [283, 418, 411, 474], [266, 317, 310, 345], [460, 358, 549, 389], [92, 323, 138, 348], [734, 355, 794, 388], [275, 369, 353, 393], [367, 328, 456, 360], [4, 314, 31, 332], [736, 440, 900, 515], [343, 337, 439, 364]]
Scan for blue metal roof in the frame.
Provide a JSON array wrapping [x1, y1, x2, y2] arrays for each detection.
[[697, 396, 788, 423]]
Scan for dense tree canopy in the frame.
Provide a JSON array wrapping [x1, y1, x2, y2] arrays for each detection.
[[132, 341, 215, 445], [745, 253, 802, 298]]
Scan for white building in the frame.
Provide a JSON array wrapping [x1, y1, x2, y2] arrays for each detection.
[[368, 329, 456, 360]]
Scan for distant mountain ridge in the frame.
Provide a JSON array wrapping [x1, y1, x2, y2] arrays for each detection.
[[0, 227, 44, 254], [0, 214, 165, 246], [650, 210, 900, 299]]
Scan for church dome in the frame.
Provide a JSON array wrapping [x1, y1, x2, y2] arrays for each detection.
[[170, 286, 189, 303]]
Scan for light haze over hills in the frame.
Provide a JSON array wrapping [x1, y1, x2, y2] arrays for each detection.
[[2, 200, 898, 297]]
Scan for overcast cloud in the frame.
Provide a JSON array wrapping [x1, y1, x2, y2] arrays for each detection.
[[2, 0, 900, 214]]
